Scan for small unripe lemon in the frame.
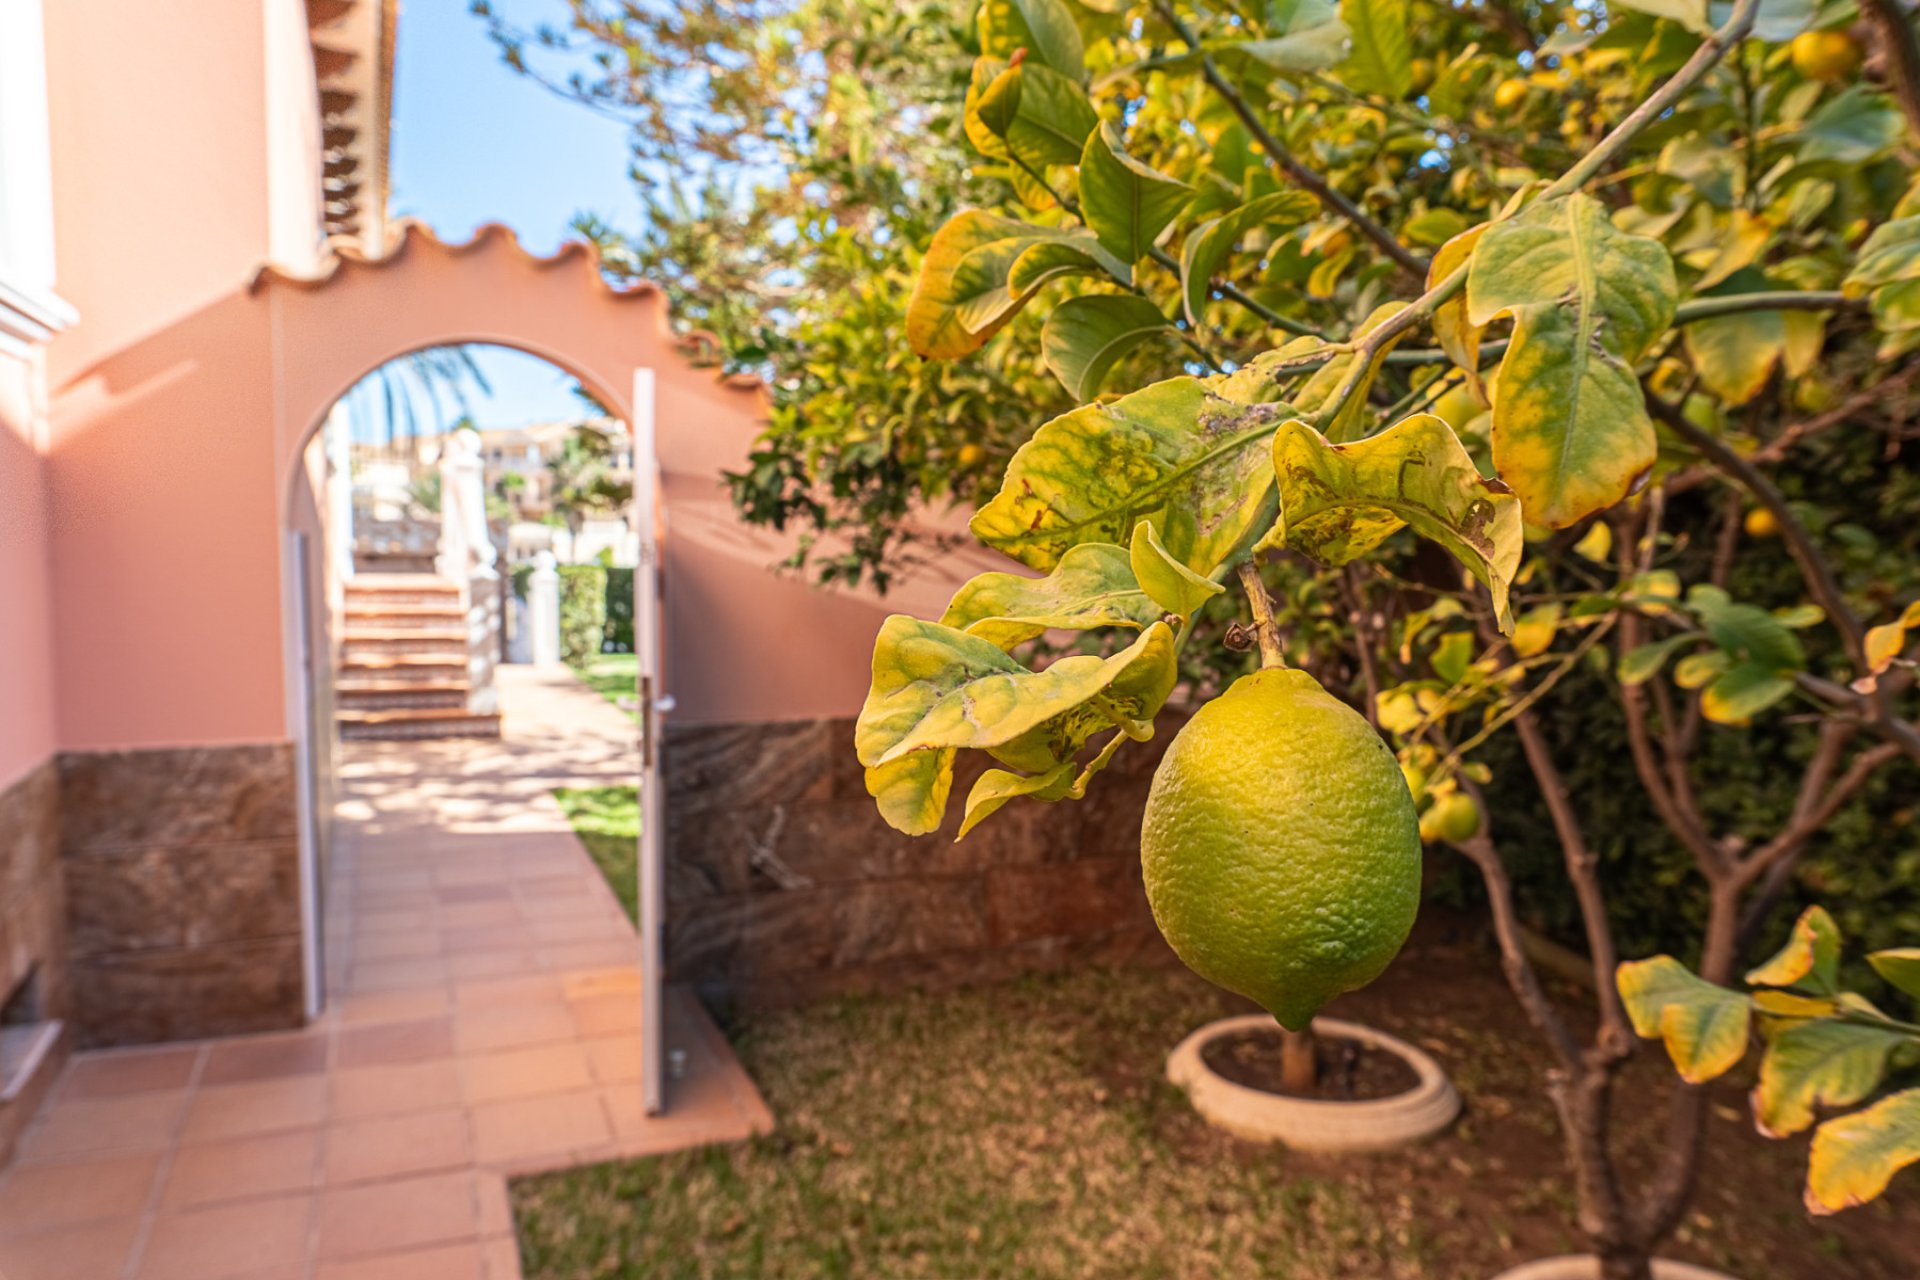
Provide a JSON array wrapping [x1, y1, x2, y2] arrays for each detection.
[[1420, 792, 1481, 844], [1141, 668, 1421, 1030], [1409, 58, 1434, 92], [956, 443, 986, 469], [1790, 31, 1861, 83], [1494, 78, 1530, 111], [1744, 507, 1780, 539]]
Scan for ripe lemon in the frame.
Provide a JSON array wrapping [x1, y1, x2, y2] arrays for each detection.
[[1744, 506, 1780, 539], [1494, 78, 1530, 111], [1790, 31, 1861, 83], [956, 443, 987, 469], [1141, 668, 1422, 1030]]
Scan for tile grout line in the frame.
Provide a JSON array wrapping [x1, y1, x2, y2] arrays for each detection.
[[118, 1041, 208, 1280]]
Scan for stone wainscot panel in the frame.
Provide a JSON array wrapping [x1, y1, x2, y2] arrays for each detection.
[[59, 743, 303, 1047], [0, 759, 72, 1165], [663, 717, 1178, 1008]]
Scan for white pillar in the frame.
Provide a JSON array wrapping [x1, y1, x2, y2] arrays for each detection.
[[528, 550, 561, 667]]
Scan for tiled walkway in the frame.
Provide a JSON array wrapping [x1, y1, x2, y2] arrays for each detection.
[[0, 666, 772, 1280]]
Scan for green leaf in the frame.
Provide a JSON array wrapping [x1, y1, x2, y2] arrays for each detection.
[[1607, 0, 1710, 33], [1674, 649, 1732, 689], [1683, 269, 1787, 405], [970, 375, 1281, 576], [1747, 905, 1842, 994], [1129, 519, 1224, 619], [1180, 190, 1319, 325], [1042, 294, 1175, 400], [1711, 0, 1815, 42], [1337, 0, 1411, 97], [1754, 1019, 1907, 1137], [964, 57, 1099, 170], [1807, 1088, 1920, 1215], [906, 211, 1078, 359], [1799, 88, 1904, 166], [1263, 414, 1525, 631], [1702, 663, 1797, 724], [854, 616, 1179, 832], [863, 752, 957, 838], [1079, 122, 1196, 263], [1617, 955, 1752, 1084], [977, 0, 1085, 80], [1007, 234, 1134, 293], [938, 541, 1164, 649], [1688, 585, 1806, 669], [1467, 194, 1678, 528], [973, 60, 1024, 138], [1432, 630, 1475, 684], [1868, 948, 1920, 1000], [1846, 218, 1920, 294], [1618, 634, 1699, 686]]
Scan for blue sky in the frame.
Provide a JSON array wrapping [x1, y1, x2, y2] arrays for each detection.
[[379, 1, 636, 430]]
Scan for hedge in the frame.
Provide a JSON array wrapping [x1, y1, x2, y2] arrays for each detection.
[[556, 565, 634, 665]]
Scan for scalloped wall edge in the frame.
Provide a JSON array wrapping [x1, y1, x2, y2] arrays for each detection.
[[248, 219, 767, 392]]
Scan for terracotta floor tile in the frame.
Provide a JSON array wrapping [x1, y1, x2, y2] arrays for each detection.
[[474, 1175, 513, 1237], [443, 949, 538, 981], [57, 1046, 201, 1100], [316, 1239, 487, 1280], [469, 1092, 611, 1165], [451, 975, 562, 1009], [439, 902, 520, 929], [316, 1169, 482, 1261], [453, 1005, 577, 1054], [560, 969, 641, 1000], [324, 1109, 469, 1185], [350, 929, 443, 961], [336, 1017, 455, 1069], [0, 1217, 141, 1280], [568, 993, 642, 1038], [159, 1129, 321, 1209], [480, 1232, 523, 1280], [329, 1059, 464, 1120], [582, 1034, 644, 1085], [137, 1193, 313, 1280], [440, 925, 537, 955], [179, 1076, 328, 1145], [200, 1030, 331, 1086], [535, 942, 638, 972], [459, 1042, 594, 1105], [0, 1152, 160, 1232], [332, 987, 450, 1028], [18, 1090, 188, 1160]]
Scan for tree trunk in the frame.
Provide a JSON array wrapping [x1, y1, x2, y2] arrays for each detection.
[[1598, 1246, 1655, 1280], [1280, 1026, 1317, 1092]]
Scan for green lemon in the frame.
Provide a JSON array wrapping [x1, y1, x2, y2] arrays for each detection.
[[1141, 668, 1422, 1030], [1421, 791, 1481, 844]]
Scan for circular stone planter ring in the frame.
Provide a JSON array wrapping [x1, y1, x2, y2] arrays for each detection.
[[1165, 1015, 1461, 1153], [1493, 1258, 1740, 1280]]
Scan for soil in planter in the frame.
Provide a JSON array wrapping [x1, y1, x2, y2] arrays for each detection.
[[1200, 1028, 1420, 1100]]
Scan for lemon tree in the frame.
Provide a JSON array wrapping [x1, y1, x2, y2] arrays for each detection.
[[837, 2, 1920, 1277]]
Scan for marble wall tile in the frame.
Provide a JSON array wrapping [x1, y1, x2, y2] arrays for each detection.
[[71, 938, 304, 1048], [0, 759, 72, 1166], [58, 743, 296, 854]]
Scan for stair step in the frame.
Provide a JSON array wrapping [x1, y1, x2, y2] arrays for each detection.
[[338, 708, 503, 741], [343, 607, 464, 629], [341, 654, 466, 674], [339, 686, 468, 711]]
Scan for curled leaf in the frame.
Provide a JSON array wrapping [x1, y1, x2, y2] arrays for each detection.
[[1617, 955, 1752, 1084], [1807, 1088, 1920, 1215]]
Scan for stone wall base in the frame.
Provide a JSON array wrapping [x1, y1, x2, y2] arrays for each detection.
[[664, 717, 1179, 1010], [58, 743, 303, 1048], [0, 759, 71, 1166]]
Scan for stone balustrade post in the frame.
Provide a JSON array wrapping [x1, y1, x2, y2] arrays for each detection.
[[528, 550, 561, 667], [437, 427, 502, 709]]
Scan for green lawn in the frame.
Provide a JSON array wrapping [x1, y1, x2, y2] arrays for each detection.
[[552, 785, 639, 923], [571, 653, 639, 721]]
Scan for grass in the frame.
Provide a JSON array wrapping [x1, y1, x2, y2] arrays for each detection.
[[571, 653, 639, 720], [507, 926, 1920, 1280], [552, 785, 639, 923]]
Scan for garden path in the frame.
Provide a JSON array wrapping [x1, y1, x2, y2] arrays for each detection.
[[0, 665, 770, 1280]]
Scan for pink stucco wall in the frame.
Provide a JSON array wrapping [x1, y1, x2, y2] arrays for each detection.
[[0, 348, 59, 789]]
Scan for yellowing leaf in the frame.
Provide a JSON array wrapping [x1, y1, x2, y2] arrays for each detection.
[[1754, 1019, 1906, 1137], [1618, 634, 1699, 686], [976, 0, 1084, 80], [1868, 948, 1920, 999], [1571, 521, 1612, 563], [864, 752, 957, 838], [1701, 662, 1797, 725], [1296, 302, 1415, 441], [938, 542, 1163, 649], [1468, 194, 1678, 528], [1616, 955, 1752, 1084], [970, 376, 1280, 576], [1430, 222, 1490, 404], [1864, 601, 1920, 673], [1129, 520, 1224, 619], [1747, 905, 1842, 994], [1684, 269, 1787, 405], [1807, 1088, 1920, 1215], [962, 57, 1098, 170], [1674, 649, 1731, 689], [1510, 604, 1561, 658], [957, 724, 1128, 840], [1263, 414, 1524, 631], [906, 211, 1080, 359]]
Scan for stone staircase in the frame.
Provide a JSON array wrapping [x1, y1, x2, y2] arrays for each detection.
[[336, 575, 502, 741]]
